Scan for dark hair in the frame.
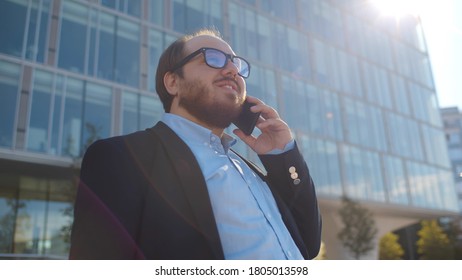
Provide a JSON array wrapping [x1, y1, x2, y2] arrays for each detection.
[[155, 28, 223, 112]]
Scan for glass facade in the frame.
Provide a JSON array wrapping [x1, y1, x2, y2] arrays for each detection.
[[0, 0, 458, 259]]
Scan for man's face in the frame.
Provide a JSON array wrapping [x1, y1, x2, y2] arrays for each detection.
[[175, 35, 247, 129]]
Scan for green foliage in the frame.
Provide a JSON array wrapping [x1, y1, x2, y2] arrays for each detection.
[[337, 196, 378, 259], [416, 219, 454, 260], [378, 232, 404, 260]]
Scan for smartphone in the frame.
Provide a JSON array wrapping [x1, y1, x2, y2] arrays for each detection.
[[233, 100, 261, 135]]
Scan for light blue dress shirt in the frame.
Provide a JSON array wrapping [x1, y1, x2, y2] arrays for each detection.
[[162, 113, 303, 260]]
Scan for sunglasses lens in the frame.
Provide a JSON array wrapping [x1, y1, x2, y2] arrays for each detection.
[[236, 59, 249, 78], [204, 49, 250, 78], [204, 49, 227, 68]]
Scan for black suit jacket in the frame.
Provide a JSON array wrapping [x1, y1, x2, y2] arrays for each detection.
[[69, 122, 321, 259]]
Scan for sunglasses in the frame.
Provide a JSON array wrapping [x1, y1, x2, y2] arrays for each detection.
[[170, 47, 250, 78]]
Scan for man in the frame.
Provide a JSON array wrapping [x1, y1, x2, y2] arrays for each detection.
[[70, 28, 321, 260]]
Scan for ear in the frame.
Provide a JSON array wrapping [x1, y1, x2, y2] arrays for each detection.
[[164, 71, 179, 97]]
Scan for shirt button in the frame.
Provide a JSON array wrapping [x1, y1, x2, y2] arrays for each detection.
[[287, 251, 293, 258]]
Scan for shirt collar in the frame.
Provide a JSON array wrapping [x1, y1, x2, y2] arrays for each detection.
[[161, 113, 237, 153]]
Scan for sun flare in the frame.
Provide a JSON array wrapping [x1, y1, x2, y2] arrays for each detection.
[[370, 0, 424, 18]]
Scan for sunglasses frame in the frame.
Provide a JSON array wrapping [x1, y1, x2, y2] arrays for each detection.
[[170, 47, 250, 78]]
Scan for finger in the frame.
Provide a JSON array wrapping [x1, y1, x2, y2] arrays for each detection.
[[233, 129, 257, 146], [252, 104, 279, 120], [244, 95, 263, 105], [256, 118, 289, 131]]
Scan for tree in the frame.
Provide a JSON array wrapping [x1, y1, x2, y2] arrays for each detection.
[[440, 217, 462, 259], [416, 219, 454, 259], [337, 196, 378, 259], [378, 232, 404, 260]]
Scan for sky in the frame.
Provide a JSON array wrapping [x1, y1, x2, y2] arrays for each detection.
[[372, 0, 462, 110], [418, 0, 462, 109]]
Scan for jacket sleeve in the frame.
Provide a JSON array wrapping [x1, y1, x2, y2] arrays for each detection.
[[259, 141, 322, 259], [69, 138, 146, 259]]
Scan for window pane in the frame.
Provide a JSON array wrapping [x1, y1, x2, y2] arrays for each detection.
[[149, 0, 163, 26], [122, 91, 138, 134], [8, 176, 74, 257], [383, 156, 409, 205], [58, 0, 89, 73], [115, 18, 140, 87], [82, 83, 112, 154], [0, 60, 21, 148], [0, 0, 27, 57], [172, 0, 223, 34], [148, 29, 163, 92], [62, 78, 84, 157], [96, 11, 116, 81], [14, 177, 48, 255], [27, 70, 54, 153], [26, 0, 52, 62], [140, 95, 161, 130], [44, 180, 74, 257], [0, 174, 18, 254], [50, 75, 65, 156]]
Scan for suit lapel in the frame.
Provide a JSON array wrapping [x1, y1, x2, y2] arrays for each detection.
[[149, 122, 224, 259]]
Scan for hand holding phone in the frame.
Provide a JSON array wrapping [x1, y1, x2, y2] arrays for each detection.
[[232, 100, 261, 135]]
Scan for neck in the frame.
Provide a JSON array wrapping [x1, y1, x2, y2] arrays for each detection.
[[169, 107, 225, 137]]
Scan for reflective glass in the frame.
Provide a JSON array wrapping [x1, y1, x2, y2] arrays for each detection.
[[387, 113, 424, 161], [58, 0, 89, 73], [390, 74, 410, 115], [245, 64, 277, 108], [281, 76, 307, 133], [94, 11, 116, 81], [140, 95, 161, 130], [383, 156, 409, 205], [6, 176, 73, 257], [229, 2, 257, 59], [122, 91, 138, 135], [114, 18, 140, 87], [0, 61, 21, 148], [148, 29, 163, 92], [313, 39, 330, 85], [101, 0, 141, 17], [0, 0, 27, 57], [261, 0, 297, 25], [50, 75, 65, 156], [26, 0, 52, 62], [27, 70, 53, 152], [256, 15, 273, 64], [61, 78, 84, 157], [149, 1, 163, 26], [122, 92, 161, 134], [0, 175, 18, 254], [342, 145, 366, 200], [14, 177, 48, 255], [173, 0, 223, 34], [82, 83, 112, 154], [300, 135, 342, 196]]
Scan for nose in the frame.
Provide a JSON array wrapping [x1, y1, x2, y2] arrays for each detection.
[[221, 58, 239, 78]]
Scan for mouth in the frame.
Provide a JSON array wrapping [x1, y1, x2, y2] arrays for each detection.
[[215, 78, 240, 93]]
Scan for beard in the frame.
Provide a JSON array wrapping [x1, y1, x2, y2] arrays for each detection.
[[178, 78, 245, 128]]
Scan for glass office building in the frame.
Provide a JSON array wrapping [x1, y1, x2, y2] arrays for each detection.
[[0, 0, 459, 259], [441, 107, 462, 211]]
